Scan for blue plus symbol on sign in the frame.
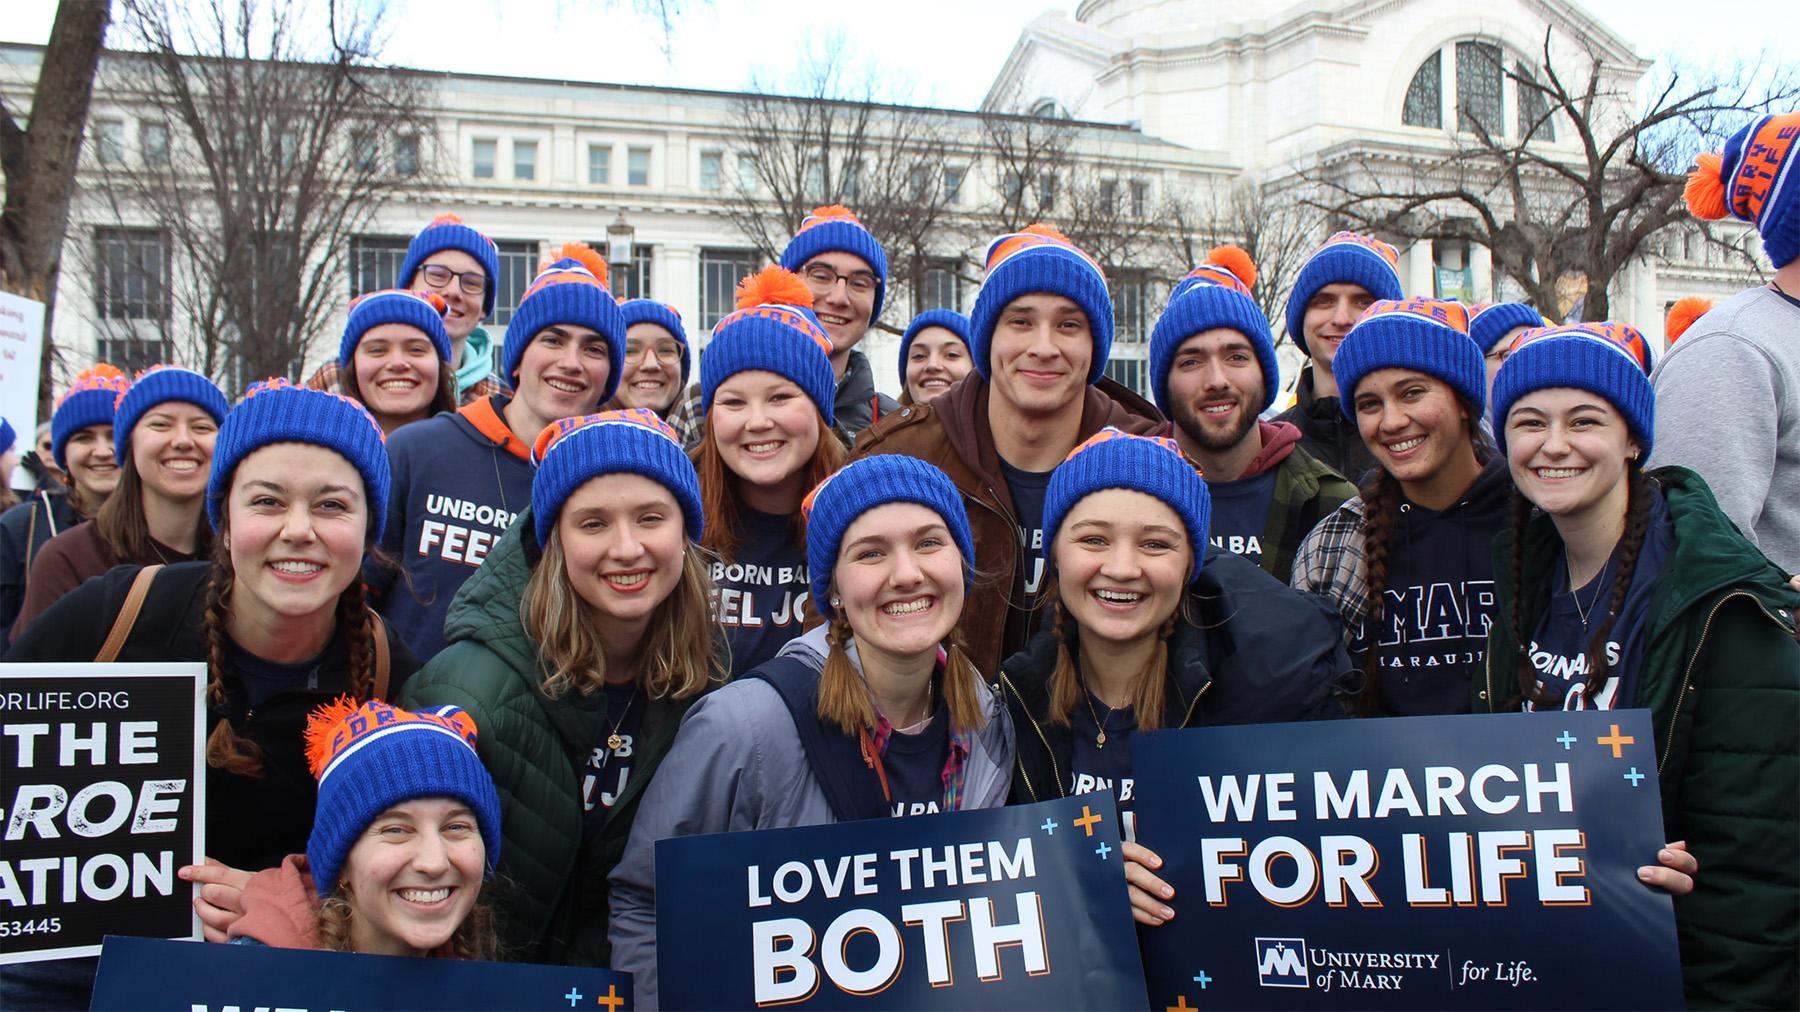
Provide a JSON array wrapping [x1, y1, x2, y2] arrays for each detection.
[[1193, 970, 1212, 989], [1623, 767, 1646, 787], [563, 987, 583, 1007], [1556, 730, 1577, 750], [1041, 817, 1058, 835], [1095, 842, 1113, 860]]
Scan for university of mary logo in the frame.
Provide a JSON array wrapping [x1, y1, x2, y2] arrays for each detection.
[[1255, 937, 1310, 988]]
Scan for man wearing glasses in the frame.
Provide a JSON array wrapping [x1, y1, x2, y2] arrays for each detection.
[[309, 213, 507, 404], [666, 205, 898, 448]]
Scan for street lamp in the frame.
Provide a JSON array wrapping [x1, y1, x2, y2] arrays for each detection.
[[607, 211, 635, 267]]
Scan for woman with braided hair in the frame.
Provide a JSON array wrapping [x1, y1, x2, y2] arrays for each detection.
[[999, 428, 1352, 928], [1480, 324, 1799, 1008], [3, 380, 415, 1008], [609, 453, 1013, 1007]]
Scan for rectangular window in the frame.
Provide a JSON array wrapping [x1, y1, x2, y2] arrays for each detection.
[[93, 119, 125, 166], [944, 165, 965, 205], [139, 122, 169, 166], [351, 129, 379, 175], [842, 160, 863, 203], [513, 140, 537, 181], [600, 244, 654, 301], [1099, 179, 1119, 212], [1130, 180, 1150, 218], [628, 147, 651, 186], [491, 240, 539, 326], [394, 134, 420, 176], [803, 159, 825, 203], [1003, 170, 1025, 206], [915, 258, 965, 314], [699, 151, 723, 191], [1037, 173, 1058, 213], [93, 227, 171, 321], [909, 166, 930, 201], [698, 248, 761, 330], [588, 144, 611, 185], [349, 235, 411, 297], [1110, 270, 1153, 345], [736, 153, 758, 193], [472, 138, 497, 179]]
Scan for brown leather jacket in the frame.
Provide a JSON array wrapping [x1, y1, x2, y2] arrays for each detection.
[[850, 373, 1163, 674]]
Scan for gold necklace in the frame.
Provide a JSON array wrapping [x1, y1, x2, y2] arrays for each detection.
[[605, 687, 639, 753], [1082, 686, 1118, 749]]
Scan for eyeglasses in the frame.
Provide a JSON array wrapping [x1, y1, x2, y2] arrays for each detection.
[[418, 263, 489, 296], [626, 339, 684, 364], [800, 262, 877, 297]]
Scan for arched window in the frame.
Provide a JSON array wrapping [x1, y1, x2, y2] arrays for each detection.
[[1403, 51, 1441, 128], [1030, 97, 1069, 119], [1516, 61, 1556, 141], [1456, 41, 1504, 134]]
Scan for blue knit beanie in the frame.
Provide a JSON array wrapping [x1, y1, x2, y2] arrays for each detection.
[[1686, 112, 1800, 268], [1490, 324, 1656, 459], [801, 454, 975, 621], [618, 298, 691, 388], [778, 205, 889, 321], [303, 698, 502, 898], [501, 244, 626, 402], [339, 289, 452, 368], [52, 366, 131, 470], [969, 225, 1112, 384], [1332, 298, 1485, 421], [898, 309, 971, 380], [530, 408, 703, 550], [700, 266, 838, 424], [1149, 246, 1278, 416], [395, 214, 501, 319], [1042, 428, 1211, 584], [0, 418, 13, 455], [1467, 302, 1546, 353], [111, 366, 229, 462], [206, 380, 390, 536], [1284, 231, 1404, 354]]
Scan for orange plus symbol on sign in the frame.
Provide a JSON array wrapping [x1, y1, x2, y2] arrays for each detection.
[[1597, 723, 1635, 758], [1073, 805, 1103, 836], [1166, 995, 1197, 1011], [596, 984, 625, 1012]]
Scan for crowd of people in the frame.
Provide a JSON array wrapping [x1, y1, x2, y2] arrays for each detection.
[[3, 112, 1797, 1010]]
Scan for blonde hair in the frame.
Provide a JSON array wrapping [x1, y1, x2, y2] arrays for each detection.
[[523, 525, 724, 700], [816, 611, 987, 737]]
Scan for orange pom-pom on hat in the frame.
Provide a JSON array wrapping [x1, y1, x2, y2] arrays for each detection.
[[1684, 112, 1800, 267], [734, 264, 815, 311], [541, 241, 611, 290], [501, 241, 627, 399], [1684, 152, 1729, 221], [1665, 296, 1713, 345], [1153, 246, 1279, 415], [702, 265, 837, 422]]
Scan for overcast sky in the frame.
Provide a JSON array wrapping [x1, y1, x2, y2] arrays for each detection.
[[4, 0, 1791, 111]]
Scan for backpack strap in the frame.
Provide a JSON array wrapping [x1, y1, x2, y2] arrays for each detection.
[[95, 565, 165, 663], [743, 656, 892, 822], [368, 608, 391, 701]]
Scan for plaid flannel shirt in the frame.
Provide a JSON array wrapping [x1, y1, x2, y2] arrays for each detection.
[[1289, 494, 1370, 649]]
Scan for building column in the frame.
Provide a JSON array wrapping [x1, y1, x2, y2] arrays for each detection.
[[657, 243, 700, 347], [1470, 243, 1493, 302], [1407, 238, 1436, 298]]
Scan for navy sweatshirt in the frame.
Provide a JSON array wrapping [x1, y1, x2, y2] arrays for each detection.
[[1355, 457, 1512, 716], [372, 395, 534, 660]]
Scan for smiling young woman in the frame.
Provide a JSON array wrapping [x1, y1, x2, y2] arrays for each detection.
[[398, 409, 722, 966], [3, 381, 414, 1009], [336, 290, 458, 435], [1479, 324, 1799, 1008], [897, 309, 973, 406], [223, 699, 502, 960], [693, 266, 847, 674], [607, 301, 690, 417], [609, 453, 1014, 1008], [12, 367, 229, 637]]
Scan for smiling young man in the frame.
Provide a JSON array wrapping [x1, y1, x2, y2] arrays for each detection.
[[666, 206, 898, 448], [309, 214, 507, 405], [1150, 249, 1354, 582], [852, 225, 1162, 674], [1273, 232, 1405, 483], [373, 244, 625, 660]]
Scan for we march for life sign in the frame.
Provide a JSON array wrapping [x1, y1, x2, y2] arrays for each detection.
[[1134, 710, 1682, 1010]]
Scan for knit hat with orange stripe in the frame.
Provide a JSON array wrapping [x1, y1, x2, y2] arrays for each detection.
[[968, 225, 1112, 384], [700, 266, 838, 423], [1331, 297, 1483, 419], [1686, 112, 1800, 267], [501, 243, 626, 400], [778, 205, 889, 320]]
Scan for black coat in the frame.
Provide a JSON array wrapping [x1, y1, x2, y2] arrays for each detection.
[[1274, 364, 1378, 486], [1000, 548, 1355, 803], [6, 561, 420, 872], [0, 488, 81, 651]]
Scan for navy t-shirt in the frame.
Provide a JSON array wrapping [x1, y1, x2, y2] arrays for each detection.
[[1000, 459, 1053, 656], [1525, 494, 1674, 711], [1070, 694, 1138, 843], [228, 642, 326, 709], [712, 507, 810, 676], [582, 682, 644, 829], [882, 704, 950, 818], [1206, 469, 1278, 566]]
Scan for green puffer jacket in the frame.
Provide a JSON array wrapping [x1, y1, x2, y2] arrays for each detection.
[[1478, 467, 1799, 1010], [399, 510, 706, 966]]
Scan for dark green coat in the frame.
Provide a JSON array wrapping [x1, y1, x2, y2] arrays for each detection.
[[399, 510, 703, 966], [1478, 467, 1799, 1009]]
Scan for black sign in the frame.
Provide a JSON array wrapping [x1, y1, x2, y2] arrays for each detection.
[[0, 664, 205, 963]]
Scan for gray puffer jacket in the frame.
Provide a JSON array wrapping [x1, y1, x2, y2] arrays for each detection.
[[607, 623, 1014, 1008]]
